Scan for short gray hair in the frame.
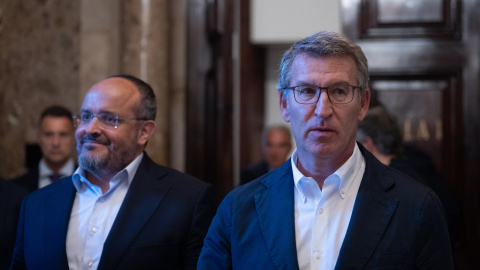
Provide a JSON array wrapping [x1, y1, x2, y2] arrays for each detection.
[[277, 31, 369, 96]]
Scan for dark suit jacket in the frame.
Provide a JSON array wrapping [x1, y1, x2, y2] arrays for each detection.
[[240, 161, 270, 185], [11, 168, 39, 193], [198, 143, 453, 269], [11, 153, 217, 270], [0, 179, 28, 270]]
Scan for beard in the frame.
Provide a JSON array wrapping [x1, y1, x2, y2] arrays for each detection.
[[77, 133, 139, 176]]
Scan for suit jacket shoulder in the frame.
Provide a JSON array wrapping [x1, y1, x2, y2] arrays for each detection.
[[200, 144, 453, 270], [12, 153, 217, 270], [98, 153, 217, 270], [0, 179, 29, 270], [336, 144, 453, 269], [199, 160, 299, 270], [11, 167, 39, 192]]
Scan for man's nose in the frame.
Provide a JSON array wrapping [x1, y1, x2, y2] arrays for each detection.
[[85, 116, 102, 134], [314, 91, 332, 117], [52, 134, 60, 145]]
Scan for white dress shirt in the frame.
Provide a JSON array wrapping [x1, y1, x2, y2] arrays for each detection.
[[38, 158, 75, 188], [66, 153, 143, 270], [292, 144, 365, 270]]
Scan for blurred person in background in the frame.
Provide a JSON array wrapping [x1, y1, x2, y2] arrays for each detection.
[[12, 105, 76, 192], [357, 105, 463, 247], [240, 125, 292, 185]]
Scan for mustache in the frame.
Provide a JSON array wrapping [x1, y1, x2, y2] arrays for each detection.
[[80, 134, 109, 145]]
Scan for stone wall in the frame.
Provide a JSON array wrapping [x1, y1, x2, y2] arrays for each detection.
[[0, 0, 80, 178], [0, 0, 185, 179]]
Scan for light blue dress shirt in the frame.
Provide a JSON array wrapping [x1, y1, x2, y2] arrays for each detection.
[[66, 153, 143, 270]]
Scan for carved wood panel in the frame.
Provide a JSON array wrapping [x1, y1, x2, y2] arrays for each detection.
[[342, 0, 480, 267], [358, 0, 461, 39], [370, 71, 463, 195], [186, 0, 235, 201]]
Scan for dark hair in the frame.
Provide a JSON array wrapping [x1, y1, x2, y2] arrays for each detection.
[[40, 105, 73, 122], [109, 74, 157, 120], [356, 106, 404, 157], [278, 31, 369, 95]]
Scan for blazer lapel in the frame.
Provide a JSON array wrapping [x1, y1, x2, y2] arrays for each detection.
[[335, 145, 398, 269], [98, 154, 171, 269], [43, 178, 77, 269], [254, 160, 300, 270]]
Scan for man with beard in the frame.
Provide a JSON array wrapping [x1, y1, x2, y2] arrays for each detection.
[[10, 75, 217, 270]]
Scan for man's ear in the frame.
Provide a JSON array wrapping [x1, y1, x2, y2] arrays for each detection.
[[358, 87, 371, 121], [279, 90, 291, 123], [137, 120, 156, 146]]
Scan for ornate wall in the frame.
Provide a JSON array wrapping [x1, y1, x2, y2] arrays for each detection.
[[0, 0, 80, 178], [0, 0, 185, 179]]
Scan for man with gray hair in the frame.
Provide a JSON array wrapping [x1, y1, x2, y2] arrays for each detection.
[[198, 31, 452, 269], [240, 125, 292, 185]]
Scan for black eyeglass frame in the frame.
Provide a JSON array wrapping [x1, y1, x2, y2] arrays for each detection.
[[283, 85, 361, 104]]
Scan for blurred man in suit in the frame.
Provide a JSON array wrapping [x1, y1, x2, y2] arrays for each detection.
[[240, 125, 292, 185], [12, 105, 76, 192], [11, 75, 217, 270]]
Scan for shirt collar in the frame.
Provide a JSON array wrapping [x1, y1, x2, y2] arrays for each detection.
[[72, 152, 144, 194], [291, 143, 363, 200], [39, 158, 75, 178]]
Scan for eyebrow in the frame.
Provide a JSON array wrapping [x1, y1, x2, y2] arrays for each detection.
[[293, 80, 353, 86], [80, 109, 116, 115]]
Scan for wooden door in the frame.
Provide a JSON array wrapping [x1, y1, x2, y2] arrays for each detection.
[[342, 0, 480, 268], [186, 0, 266, 198], [186, 0, 235, 201]]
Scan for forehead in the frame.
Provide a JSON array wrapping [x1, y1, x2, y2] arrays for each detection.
[[40, 116, 73, 131], [290, 54, 357, 85], [81, 78, 140, 114], [268, 129, 289, 140]]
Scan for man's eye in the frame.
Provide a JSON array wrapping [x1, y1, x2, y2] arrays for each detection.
[[299, 87, 316, 95], [80, 114, 91, 121], [331, 87, 348, 96], [102, 115, 116, 123]]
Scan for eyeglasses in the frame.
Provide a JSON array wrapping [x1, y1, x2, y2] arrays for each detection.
[[284, 84, 360, 104], [72, 113, 147, 129]]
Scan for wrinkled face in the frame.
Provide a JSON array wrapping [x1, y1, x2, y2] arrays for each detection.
[[38, 116, 75, 167], [279, 54, 370, 165], [264, 129, 292, 169], [75, 78, 147, 176]]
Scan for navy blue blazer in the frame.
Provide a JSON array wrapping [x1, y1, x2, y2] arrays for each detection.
[[198, 143, 453, 269], [11, 153, 217, 270], [0, 179, 28, 270]]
